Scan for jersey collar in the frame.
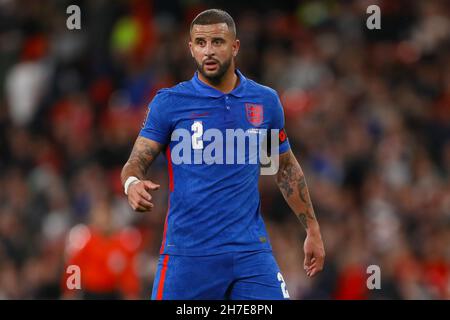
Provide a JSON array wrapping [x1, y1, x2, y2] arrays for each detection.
[[191, 69, 247, 98]]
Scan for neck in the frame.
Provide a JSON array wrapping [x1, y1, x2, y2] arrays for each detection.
[[198, 67, 239, 93]]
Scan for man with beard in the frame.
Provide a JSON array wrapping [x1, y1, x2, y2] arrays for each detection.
[[121, 9, 325, 300]]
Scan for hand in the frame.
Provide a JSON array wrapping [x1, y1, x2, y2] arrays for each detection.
[[127, 180, 160, 212], [303, 232, 325, 277]]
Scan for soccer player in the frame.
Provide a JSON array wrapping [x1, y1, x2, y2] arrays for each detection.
[[121, 9, 325, 300]]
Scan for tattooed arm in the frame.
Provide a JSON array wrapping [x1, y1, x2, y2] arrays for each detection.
[[121, 136, 163, 212], [276, 150, 325, 277]]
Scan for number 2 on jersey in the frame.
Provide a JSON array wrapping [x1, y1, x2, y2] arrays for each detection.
[[191, 121, 204, 150]]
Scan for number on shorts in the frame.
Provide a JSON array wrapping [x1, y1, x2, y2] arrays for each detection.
[[277, 272, 290, 299]]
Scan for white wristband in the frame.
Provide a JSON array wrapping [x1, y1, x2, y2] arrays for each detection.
[[124, 176, 140, 195]]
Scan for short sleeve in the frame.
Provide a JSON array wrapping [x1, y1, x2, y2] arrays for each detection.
[[139, 90, 172, 145], [269, 90, 291, 154]]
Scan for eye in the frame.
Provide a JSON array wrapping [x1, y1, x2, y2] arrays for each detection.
[[213, 39, 223, 45], [196, 39, 206, 46]]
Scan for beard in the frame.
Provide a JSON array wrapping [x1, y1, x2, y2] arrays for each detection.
[[196, 57, 232, 85]]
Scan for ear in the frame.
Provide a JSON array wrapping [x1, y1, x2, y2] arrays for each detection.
[[189, 41, 194, 58], [232, 39, 240, 58]]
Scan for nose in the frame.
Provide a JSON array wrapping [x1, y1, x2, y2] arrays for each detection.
[[204, 41, 215, 57]]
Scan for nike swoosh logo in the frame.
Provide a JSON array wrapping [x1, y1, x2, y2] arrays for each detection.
[[190, 112, 210, 119]]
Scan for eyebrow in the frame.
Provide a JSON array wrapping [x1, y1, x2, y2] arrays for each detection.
[[193, 36, 226, 42]]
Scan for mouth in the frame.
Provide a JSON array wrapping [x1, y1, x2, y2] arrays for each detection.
[[203, 59, 219, 72]]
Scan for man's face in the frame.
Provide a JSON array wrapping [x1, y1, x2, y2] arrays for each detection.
[[189, 23, 240, 83]]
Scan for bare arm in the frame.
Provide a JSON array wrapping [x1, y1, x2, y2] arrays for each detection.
[[121, 136, 164, 212], [276, 150, 318, 231], [276, 149, 325, 276], [121, 136, 163, 182]]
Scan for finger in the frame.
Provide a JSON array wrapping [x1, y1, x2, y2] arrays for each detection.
[[137, 197, 154, 209], [143, 181, 160, 191], [306, 253, 324, 272], [306, 264, 317, 274], [136, 187, 152, 201], [130, 198, 153, 212], [308, 263, 324, 277], [309, 268, 319, 277], [133, 203, 152, 212], [309, 257, 324, 269], [304, 251, 313, 269], [307, 258, 317, 269], [306, 262, 315, 270]]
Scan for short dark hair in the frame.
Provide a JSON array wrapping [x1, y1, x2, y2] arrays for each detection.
[[190, 9, 236, 37]]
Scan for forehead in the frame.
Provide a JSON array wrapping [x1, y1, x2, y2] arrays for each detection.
[[190, 23, 232, 38]]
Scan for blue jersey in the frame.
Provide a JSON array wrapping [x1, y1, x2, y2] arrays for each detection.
[[139, 70, 290, 256]]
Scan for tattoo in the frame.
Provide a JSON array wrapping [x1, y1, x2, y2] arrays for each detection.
[[130, 140, 158, 174], [277, 151, 316, 228], [297, 213, 308, 230], [298, 175, 314, 214], [278, 162, 295, 197], [121, 137, 162, 182], [298, 177, 308, 203]]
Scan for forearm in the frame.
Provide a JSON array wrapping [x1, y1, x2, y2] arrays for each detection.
[[121, 136, 163, 185], [121, 162, 146, 183], [276, 150, 320, 235]]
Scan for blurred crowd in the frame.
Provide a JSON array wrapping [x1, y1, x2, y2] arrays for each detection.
[[0, 0, 449, 299]]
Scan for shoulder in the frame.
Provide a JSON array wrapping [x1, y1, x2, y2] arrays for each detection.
[[149, 80, 196, 110], [242, 77, 285, 123], [245, 78, 280, 103], [155, 80, 197, 99]]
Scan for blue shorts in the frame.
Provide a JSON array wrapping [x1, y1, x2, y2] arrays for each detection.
[[151, 250, 290, 300]]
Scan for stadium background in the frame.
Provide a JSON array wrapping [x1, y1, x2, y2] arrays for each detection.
[[0, 0, 449, 299]]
